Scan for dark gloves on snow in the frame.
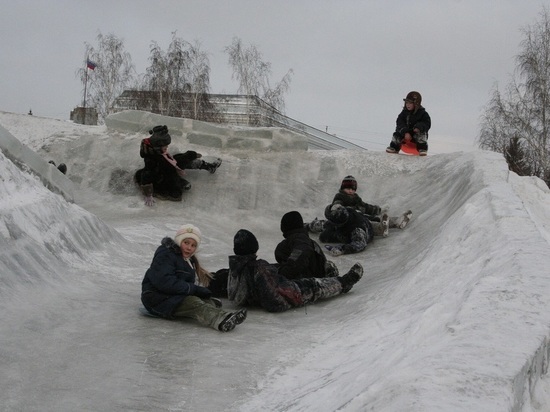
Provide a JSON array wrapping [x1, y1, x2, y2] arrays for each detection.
[[194, 286, 212, 299]]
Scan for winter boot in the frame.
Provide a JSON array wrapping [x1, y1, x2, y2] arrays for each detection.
[[338, 263, 364, 293], [218, 314, 236, 332], [210, 298, 223, 308], [218, 308, 247, 332], [399, 210, 413, 229], [233, 308, 247, 325], [57, 163, 67, 174], [181, 178, 192, 191], [200, 158, 222, 174]]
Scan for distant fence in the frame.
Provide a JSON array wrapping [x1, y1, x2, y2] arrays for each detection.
[[114, 92, 365, 151]]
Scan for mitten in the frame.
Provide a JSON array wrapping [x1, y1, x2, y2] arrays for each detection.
[[144, 195, 155, 207], [325, 245, 344, 257], [194, 286, 212, 299]]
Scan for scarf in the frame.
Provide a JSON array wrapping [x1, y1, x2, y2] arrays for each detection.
[[162, 152, 185, 175]]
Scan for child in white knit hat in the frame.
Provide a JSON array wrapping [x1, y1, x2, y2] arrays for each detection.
[[141, 223, 246, 332]]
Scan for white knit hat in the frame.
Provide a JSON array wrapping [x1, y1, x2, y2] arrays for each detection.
[[174, 224, 202, 248]]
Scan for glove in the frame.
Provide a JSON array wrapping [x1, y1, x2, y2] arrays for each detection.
[[144, 195, 155, 207], [324, 245, 344, 257], [194, 286, 212, 299]]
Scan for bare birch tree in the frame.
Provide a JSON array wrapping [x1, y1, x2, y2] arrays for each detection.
[[186, 40, 214, 120], [77, 32, 134, 123], [225, 37, 293, 114], [142, 33, 215, 120], [478, 7, 550, 185]]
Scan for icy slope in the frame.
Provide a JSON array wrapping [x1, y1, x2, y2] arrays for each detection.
[[1, 111, 550, 411]]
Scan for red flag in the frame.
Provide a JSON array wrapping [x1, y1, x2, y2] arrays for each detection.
[[86, 59, 97, 70]]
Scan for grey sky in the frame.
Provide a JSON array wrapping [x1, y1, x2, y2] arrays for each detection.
[[0, 0, 547, 152]]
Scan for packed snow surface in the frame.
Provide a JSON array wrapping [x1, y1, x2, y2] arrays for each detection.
[[1, 111, 550, 411]]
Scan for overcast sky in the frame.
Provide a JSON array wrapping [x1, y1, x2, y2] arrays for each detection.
[[0, 1, 547, 153]]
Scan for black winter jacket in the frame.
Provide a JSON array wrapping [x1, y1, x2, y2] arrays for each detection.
[[141, 237, 200, 318], [274, 227, 327, 279], [395, 106, 431, 137], [137, 138, 179, 186]]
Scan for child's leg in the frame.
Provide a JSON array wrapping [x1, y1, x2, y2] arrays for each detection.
[[387, 133, 403, 152], [388, 216, 400, 228], [414, 132, 428, 152], [372, 214, 389, 237], [173, 296, 232, 330], [389, 211, 413, 229], [186, 158, 222, 173]]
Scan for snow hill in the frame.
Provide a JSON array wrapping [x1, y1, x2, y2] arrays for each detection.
[[1, 110, 550, 411]]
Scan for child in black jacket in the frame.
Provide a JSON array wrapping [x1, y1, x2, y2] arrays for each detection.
[[318, 176, 412, 238], [134, 125, 222, 206], [274, 211, 338, 279], [386, 91, 431, 156]]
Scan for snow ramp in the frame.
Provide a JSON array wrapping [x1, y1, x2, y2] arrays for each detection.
[[1, 111, 550, 411]]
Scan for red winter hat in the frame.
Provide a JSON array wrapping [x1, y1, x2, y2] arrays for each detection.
[[340, 175, 357, 191]]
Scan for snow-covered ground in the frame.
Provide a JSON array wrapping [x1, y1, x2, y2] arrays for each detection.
[[1, 111, 550, 411]]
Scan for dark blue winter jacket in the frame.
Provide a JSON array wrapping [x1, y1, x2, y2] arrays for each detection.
[[141, 237, 200, 318]]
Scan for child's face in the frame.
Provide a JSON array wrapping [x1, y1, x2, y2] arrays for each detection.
[[343, 188, 356, 195], [180, 238, 198, 258], [405, 101, 415, 111], [160, 145, 169, 153]]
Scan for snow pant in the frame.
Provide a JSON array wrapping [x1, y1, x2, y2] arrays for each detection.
[[390, 131, 428, 152], [369, 213, 410, 236], [294, 277, 343, 305], [371, 220, 386, 236], [319, 224, 349, 244], [371, 217, 401, 236], [253, 270, 341, 312], [172, 296, 232, 330], [173, 152, 220, 172], [325, 260, 339, 277]]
